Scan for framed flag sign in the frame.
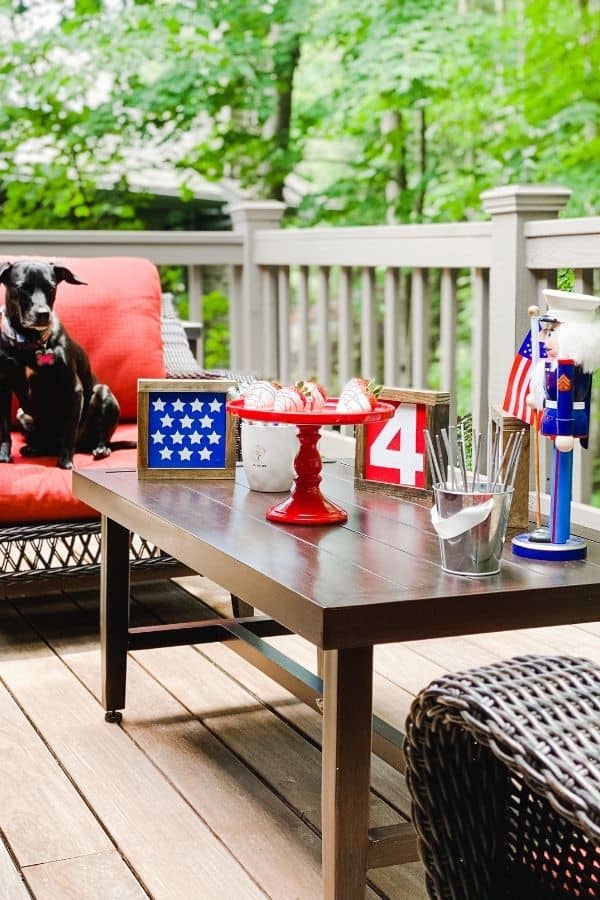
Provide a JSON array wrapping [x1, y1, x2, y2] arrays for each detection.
[[137, 379, 236, 480], [355, 387, 450, 503]]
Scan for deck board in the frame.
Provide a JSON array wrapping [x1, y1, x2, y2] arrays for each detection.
[[0, 838, 30, 900], [22, 851, 148, 900], [1, 575, 598, 899]]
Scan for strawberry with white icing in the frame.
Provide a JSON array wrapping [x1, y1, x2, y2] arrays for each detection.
[[273, 386, 307, 412], [336, 378, 381, 412], [244, 380, 279, 410], [299, 380, 327, 411]]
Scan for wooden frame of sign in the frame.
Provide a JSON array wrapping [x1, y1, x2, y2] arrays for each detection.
[[491, 405, 530, 531], [355, 387, 450, 504], [137, 378, 236, 480]]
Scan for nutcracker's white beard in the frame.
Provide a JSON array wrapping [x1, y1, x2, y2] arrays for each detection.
[[556, 321, 600, 373]]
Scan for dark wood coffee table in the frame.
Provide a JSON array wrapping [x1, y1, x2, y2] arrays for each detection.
[[73, 463, 600, 900]]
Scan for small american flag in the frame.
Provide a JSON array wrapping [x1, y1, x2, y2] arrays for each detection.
[[147, 390, 227, 469], [502, 327, 547, 425]]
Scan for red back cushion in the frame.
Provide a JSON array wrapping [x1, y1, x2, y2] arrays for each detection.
[[1, 256, 165, 420]]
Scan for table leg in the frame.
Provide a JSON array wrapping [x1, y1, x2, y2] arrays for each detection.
[[100, 516, 131, 722], [322, 646, 373, 899]]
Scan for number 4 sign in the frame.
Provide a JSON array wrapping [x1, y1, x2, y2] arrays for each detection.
[[355, 387, 450, 503]]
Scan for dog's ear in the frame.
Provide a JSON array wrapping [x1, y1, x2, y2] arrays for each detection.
[[52, 265, 87, 287], [0, 262, 13, 285]]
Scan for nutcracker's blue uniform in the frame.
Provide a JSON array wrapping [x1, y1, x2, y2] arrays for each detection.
[[540, 361, 591, 450]]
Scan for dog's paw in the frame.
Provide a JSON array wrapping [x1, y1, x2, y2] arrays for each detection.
[[16, 408, 34, 433], [0, 443, 12, 463], [92, 444, 111, 460], [58, 455, 74, 470]]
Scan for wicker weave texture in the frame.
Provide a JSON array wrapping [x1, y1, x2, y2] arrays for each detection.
[[404, 655, 600, 900]]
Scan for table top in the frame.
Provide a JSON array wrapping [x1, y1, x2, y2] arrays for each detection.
[[73, 463, 600, 649]]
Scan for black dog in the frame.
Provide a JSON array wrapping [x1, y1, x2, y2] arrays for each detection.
[[0, 259, 121, 469]]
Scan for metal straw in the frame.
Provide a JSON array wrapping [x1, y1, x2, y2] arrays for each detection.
[[425, 424, 525, 494], [471, 432, 482, 492]]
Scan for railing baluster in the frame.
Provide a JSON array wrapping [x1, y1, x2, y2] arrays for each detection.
[[361, 267, 377, 378], [471, 268, 490, 442], [338, 267, 353, 391], [383, 267, 399, 386], [188, 265, 204, 364], [440, 268, 458, 422], [229, 265, 243, 371], [298, 265, 310, 378], [317, 267, 331, 387], [263, 266, 278, 379], [572, 268, 595, 503], [411, 268, 428, 389], [278, 266, 291, 385]]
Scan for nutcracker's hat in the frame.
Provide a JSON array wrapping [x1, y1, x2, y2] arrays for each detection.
[[541, 289, 600, 326]]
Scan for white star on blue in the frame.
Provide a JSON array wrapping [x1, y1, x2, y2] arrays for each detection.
[[147, 391, 228, 469]]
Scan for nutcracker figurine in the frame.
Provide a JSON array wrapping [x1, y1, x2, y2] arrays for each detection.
[[512, 289, 600, 560]]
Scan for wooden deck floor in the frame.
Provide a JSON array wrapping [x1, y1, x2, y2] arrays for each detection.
[[1, 575, 599, 900]]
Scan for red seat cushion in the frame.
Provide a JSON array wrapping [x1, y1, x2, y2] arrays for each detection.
[[1, 256, 166, 421], [0, 424, 138, 523]]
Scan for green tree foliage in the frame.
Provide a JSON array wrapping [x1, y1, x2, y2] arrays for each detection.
[[1, 1, 597, 343], [0, 0, 597, 229]]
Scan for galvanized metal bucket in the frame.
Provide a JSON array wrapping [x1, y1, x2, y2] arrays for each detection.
[[432, 483, 514, 576]]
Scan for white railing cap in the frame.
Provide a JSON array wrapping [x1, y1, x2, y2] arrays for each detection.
[[227, 201, 286, 227], [481, 184, 571, 215]]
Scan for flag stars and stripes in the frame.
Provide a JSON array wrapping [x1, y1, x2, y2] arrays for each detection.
[[147, 391, 227, 470], [502, 326, 547, 425]]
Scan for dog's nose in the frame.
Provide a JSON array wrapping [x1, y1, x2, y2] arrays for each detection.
[[34, 308, 50, 326]]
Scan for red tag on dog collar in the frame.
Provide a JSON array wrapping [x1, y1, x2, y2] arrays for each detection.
[[36, 350, 55, 366]]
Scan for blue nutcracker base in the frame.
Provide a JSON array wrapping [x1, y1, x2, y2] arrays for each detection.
[[512, 532, 587, 561]]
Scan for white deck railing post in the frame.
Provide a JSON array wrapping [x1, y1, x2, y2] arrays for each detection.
[[480, 185, 571, 409], [228, 201, 286, 374]]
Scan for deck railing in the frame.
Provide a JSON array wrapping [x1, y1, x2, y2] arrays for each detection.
[[2, 184, 600, 527]]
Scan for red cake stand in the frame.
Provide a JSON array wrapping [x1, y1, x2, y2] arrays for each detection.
[[227, 398, 394, 525]]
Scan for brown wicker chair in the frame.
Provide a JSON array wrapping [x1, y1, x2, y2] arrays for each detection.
[[0, 292, 243, 598], [404, 655, 600, 900]]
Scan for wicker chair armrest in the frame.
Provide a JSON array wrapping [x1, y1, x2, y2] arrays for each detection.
[[404, 654, 600, 899]]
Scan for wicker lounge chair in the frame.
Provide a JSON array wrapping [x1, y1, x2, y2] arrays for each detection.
[[404, 654, 600, 900], [0, 264, 239, 599]]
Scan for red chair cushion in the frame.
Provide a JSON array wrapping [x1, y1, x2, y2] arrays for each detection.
[[0, 424, 138, 523], [1, 256, 165, 421]]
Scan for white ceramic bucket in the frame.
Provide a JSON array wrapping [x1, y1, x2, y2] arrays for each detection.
[[241, 422, 298, 492]]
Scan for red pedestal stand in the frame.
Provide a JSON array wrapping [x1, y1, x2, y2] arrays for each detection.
[[227, 399, 394, 525]]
